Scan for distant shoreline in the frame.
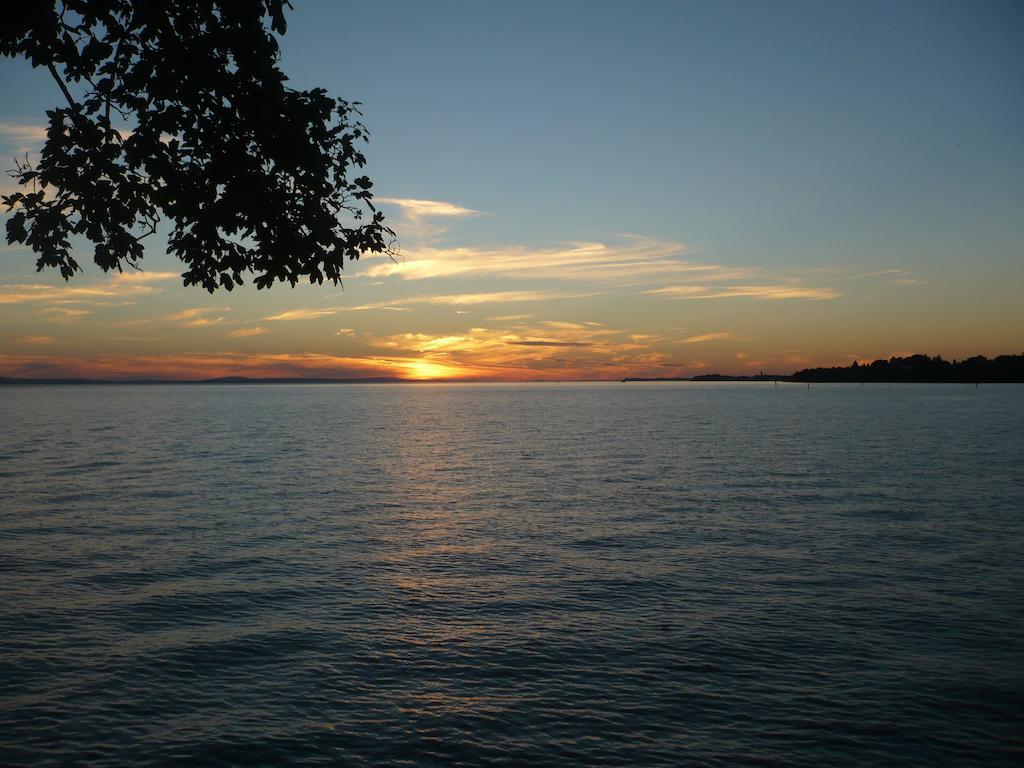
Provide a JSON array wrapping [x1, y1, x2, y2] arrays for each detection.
[[0, 376, 417, 386], [622, 377, 1023, 383], [2, 377, 1022, 386], [628, 353, 1024, 384], [3, 354, 1022, 385]]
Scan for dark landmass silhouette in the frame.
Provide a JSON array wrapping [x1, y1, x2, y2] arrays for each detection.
[[790, 353, 1024, 382], [0, 376, 412, 386], [3, 354, 1023, 385], [624, 354, 1024, 383]]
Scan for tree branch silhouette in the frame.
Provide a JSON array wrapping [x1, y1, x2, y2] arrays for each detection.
[[2, 1, 395, 291]]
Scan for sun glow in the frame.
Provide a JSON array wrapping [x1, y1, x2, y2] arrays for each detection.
[[401, 359, 467, 380]]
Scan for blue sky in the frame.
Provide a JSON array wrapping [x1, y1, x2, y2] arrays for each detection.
[[0, 0, 1021, 379], [280, 0, 1023, 255]]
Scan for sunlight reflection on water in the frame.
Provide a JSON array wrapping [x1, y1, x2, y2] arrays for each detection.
[[2, 383, 1023, 766]]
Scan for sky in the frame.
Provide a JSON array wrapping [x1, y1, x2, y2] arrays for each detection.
[[1, 0, 1022, 380]]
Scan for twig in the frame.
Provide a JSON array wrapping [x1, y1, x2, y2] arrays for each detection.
[[46, 62, 80, 113]]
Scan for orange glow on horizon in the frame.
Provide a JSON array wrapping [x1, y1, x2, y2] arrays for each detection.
[[401, 359, 474, 380]]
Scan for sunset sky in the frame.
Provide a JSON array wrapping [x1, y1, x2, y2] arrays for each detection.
[[1, 0, 1022, 380]]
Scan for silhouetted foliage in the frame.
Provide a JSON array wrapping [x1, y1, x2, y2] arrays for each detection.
[[622, 354, 1024, 383], [1, 1, 394, 291], [790, 354, 1024, 383]]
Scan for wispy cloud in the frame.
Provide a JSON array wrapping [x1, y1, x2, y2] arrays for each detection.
[[0, 281, 165, 305], [112, 271, 181, 283], [265, 307, 343, 321], [168, 307, 229, 327], [0, 123, 53, 200], [226, 326, 265, 338], [508, 340, 593, 347], [364, 197, 852, 309], [645, 284, 839, 300], [0, 121, 141, 154], [265, 290, 587, 321], [265, 301, 410, 321], [426, 290, 592, 305], [41, 307, 91, 319], [374, 197, 485, 243], [817, 267, 923, 288], [14, 335, 56, 345], [830, 268, 925, 286], [361, 236, 741, 286], [677, 331, 735, 344], [377, 198, 483, 218], [542, 321, 588, 330], [838, 269, 909, 282], [167, 308, 220, 321], [0, 120, 48, 148]]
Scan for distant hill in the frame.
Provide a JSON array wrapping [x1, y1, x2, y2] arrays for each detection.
[[624, 354, 1024, 383], [789, 354, 1024, 383]]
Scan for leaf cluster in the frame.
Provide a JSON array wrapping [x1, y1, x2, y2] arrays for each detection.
[[2, 1, 395, 290]]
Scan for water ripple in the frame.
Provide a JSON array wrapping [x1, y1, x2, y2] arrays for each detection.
[[1, 383, 1022, 766]]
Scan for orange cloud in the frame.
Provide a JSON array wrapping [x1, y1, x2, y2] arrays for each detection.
[[354, 320, 689, 381]]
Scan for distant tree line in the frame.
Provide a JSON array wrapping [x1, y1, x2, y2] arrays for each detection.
[[623, 354, 1024, 383], [789, 354, 1024, 383]]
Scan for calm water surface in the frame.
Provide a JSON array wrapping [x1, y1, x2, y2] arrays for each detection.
[[2, 383, 1023, 766]]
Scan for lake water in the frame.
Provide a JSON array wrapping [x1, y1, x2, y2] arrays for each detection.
[[2, 382, 1022, 766]]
